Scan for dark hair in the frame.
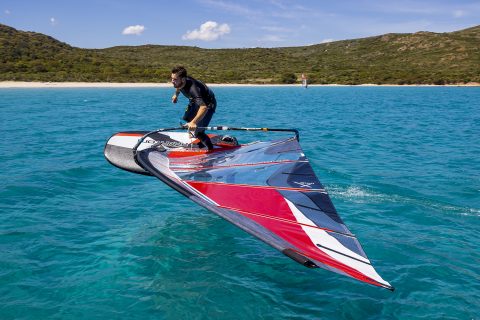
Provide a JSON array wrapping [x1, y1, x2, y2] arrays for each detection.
[[172, 66, 187, 78]]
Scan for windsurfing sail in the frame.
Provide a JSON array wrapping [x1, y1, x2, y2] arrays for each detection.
[[104, 127, 393, 290], [301, 73, 308, 88]]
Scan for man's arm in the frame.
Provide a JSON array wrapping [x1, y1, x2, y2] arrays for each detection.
[[187, 105, 207, 130], [172, 90, 180, 103]]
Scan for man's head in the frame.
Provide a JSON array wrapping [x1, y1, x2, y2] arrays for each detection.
[[171, 66, 187, 89]]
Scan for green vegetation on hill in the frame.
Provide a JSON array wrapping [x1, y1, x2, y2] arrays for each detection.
[[1, 23, 479, 84]]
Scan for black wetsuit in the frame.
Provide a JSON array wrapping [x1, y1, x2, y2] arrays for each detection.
[[180, 77, 216, 150]]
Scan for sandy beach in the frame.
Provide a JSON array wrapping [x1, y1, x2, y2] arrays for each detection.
[[1, 81, 479, 88], [0, 81, 318, 88], [0, 81, 172, 88]]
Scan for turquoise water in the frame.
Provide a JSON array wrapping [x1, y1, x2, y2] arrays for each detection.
[[1, 86, 479, 319]]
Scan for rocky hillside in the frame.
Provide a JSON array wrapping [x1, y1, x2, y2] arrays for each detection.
[[1, 23, 479, 84]]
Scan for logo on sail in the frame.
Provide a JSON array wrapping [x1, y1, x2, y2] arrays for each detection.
[[293, 181, 315, 188]]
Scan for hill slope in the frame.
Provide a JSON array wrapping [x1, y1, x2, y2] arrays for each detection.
[[1, 23, 479, 84]]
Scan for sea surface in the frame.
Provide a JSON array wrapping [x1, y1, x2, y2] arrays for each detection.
[[0, 86, 479, 319]]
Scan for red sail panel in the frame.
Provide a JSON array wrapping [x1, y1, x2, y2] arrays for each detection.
[[186, 181, 389, 288]]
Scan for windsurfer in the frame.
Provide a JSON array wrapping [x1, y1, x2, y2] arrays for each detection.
[[171, 66, 216, 150], [301, 73, 308, 88]]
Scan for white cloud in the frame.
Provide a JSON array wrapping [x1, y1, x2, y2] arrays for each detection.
[[200, 0, 255, 16], [50, 17, 57, 26], [269, 0, 288, 10], [261, 35, 285, 42], [5, 9, 10, 15], [122, 25, 145, 36], [453, 10, 465, 18], [321, 39, 334, 43], [182, 21, 230, 41], [261, 26, 292, 32]]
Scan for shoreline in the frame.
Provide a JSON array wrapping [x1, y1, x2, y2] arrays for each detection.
[[1, 81, 479, 88]]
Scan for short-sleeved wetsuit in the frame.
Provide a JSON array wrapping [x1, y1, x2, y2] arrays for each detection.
[[179, 77, 216, 149]]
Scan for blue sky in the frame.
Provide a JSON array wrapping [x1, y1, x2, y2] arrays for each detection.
[[1, 0, 479, 49]]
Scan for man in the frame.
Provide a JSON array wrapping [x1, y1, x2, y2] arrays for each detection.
[[171, 66, 216, 151]]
